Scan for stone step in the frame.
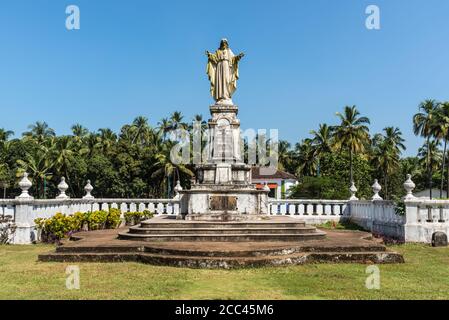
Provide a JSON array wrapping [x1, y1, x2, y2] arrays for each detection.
[[139, 221, 306, 229], [55, 243, 387, 255], [56, 245, 145, 254], [128, 226, 318, 235], [38, 251, 404, 268], [118, 231, 326, 242]]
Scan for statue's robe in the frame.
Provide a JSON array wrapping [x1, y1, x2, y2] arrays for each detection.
[[206, 48, 240, 103]]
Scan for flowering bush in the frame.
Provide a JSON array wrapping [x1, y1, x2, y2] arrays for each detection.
[[107, 208, 122, 229], [124, 210, 154, 225], [35, 213, 74, 242], [86, 210, 108, 230], [35, 208, 123, 243]]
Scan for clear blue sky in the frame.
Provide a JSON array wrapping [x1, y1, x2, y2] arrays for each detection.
[[1, 0, 448, 156]]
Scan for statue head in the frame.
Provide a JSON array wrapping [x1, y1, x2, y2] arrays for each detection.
[[219, 39, 229, 50]]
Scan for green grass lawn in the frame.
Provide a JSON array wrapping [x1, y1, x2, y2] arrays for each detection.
[[1, 244, 449, 300]]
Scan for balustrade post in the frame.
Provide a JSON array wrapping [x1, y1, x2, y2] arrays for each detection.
[[56, 177, 70, 200], [83, 180, 94, 200], [372, 180, 383, 200], [13, 173, 36, 244], [349, 182, 358, 201], [403, 174, 416, 200]]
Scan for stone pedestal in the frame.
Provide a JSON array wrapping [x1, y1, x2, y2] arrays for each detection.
[[180, 103, 269, 221]]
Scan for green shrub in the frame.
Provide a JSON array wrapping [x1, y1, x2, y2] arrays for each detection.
[[142, 210, 154, 220], [107, 208, 122, 228], [124, 211, 154, 225], [35, 213, 73, 242], [72, 212, 88, 231], [124, 211, 142, 225], [394, 200, 406, 216], [86, 210, 108, 230], [34, 208, 124, 243]]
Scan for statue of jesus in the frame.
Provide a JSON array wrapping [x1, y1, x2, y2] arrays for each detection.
[[206, 39, 245, 105]]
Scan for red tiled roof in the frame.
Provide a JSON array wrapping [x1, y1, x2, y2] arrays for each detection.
[[251, 167, 297, 180]]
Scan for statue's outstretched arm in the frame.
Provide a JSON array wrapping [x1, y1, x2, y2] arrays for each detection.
[[206, 50, 218, 63]]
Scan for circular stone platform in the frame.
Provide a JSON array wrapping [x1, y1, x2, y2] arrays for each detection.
[[39, 218, 404, 269]]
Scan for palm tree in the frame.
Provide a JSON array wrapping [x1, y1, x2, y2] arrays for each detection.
[[276, 140, 292, 172], [131, 116, 151, 145], [53, 136, 75, 180], [371, 127, 406, 198], [23, 121, 55, 144], [310, 123, 334, 176], [156, 118, 173, 141], [16, 145, 54, 198], [295, 139, 318, 177], [84, 133, 101, 157], [433, 102, 449, 198], [71, 124, 88, 138], [170, 111, 187, 131], [97, 128, 117, 153], [150, 141, 194, 197], [418, 140, 442, 194], [413, 99, 439, 198], [0, 129, 14, 142], [333, 106, 371, 185]]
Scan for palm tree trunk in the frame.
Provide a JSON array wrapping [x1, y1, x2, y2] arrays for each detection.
[[427, 137, 432, 199], [440, 139, 447, 198], [447, 158, 449, 199], [350, 149, 354, 184], [384, 170, 388, 200]]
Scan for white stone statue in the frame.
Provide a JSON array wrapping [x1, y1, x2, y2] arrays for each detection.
[[206, 39, 244, 105]]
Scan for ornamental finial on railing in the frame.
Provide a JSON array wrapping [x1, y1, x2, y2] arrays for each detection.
[[403, 174, 416, 200], [56, 177, 70, 199], [372, 179, 383, 200], [174, 180, 183, 199], [349, 181, 358, 201], [16, 172, 33, 199], [83, 179, 94, 199]]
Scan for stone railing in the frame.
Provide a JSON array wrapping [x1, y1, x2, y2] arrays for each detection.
[[347, 175, 449, 243], [4, 174, 182, 244], [268, 199, 349, 224], [349, 200, 406, 239], [10, 198, 180, 244], [403, 199, 449, 243], [4, 172, 449, 244]]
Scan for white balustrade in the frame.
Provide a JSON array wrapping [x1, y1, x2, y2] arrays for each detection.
[[268, 199, 349, 224]]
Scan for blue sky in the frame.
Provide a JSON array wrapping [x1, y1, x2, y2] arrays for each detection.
[[1, 0, 448, 156]]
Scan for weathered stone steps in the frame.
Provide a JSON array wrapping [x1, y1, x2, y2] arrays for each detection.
[[55, 243, 387, 256], [38, 251, 404, 268], [139, 222, 306, 229], [127, 226, 318, 235], [118, 232, 327, 242]]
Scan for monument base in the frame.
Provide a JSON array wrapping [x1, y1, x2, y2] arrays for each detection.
[[179, 184, 270, 222], [184, 213, 266, 222]]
